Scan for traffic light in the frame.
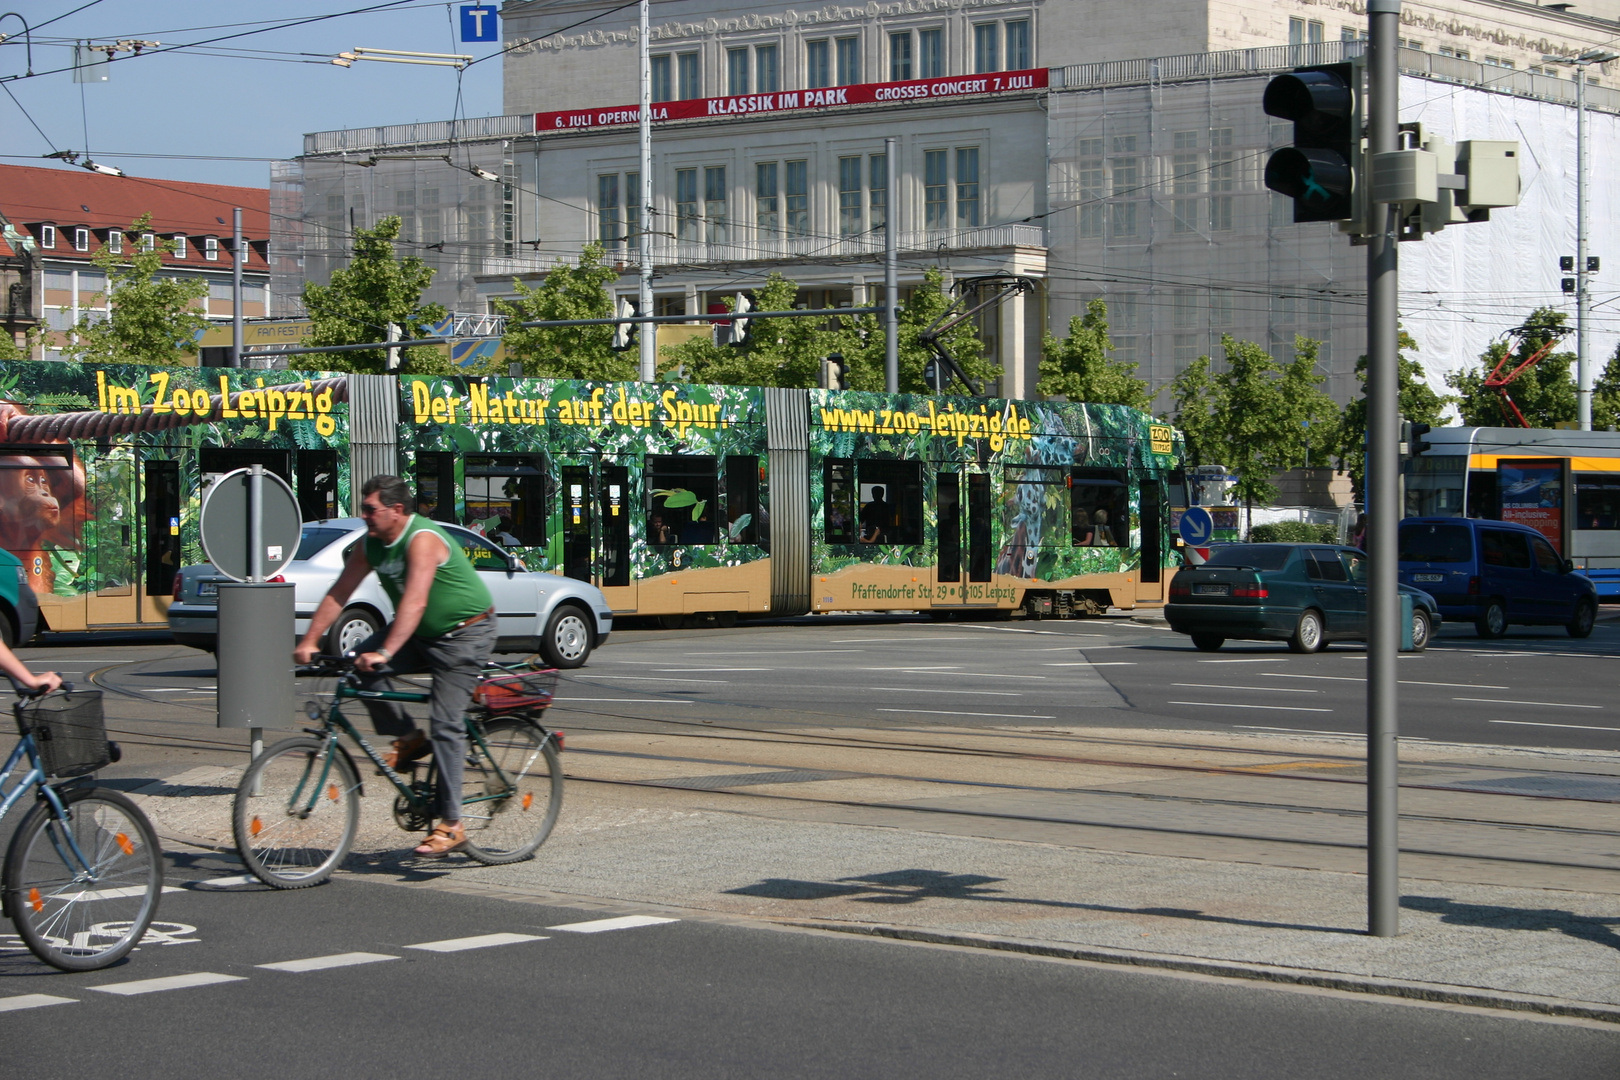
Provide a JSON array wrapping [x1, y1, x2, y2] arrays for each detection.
[[611, 296, 638, 351], [1263, 62, 1360, 224], [1409, 421, 1432, 457], [821, 352, 848, 390], [717, 292, 753, 346]]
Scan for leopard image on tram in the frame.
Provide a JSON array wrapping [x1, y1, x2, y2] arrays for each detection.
[[0, 360, 1185, 636]]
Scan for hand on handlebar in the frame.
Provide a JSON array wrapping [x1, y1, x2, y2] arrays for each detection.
[[293, 642, 319, 666], [15, 672, 62, 697], [353, 651, 389, 674]]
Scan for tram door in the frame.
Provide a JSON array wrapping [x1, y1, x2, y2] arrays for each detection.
[[966, 470, 993, 586], [934, 471, 963, 605], [559, 460, 635, 606], [1136, 478, 1165, 603], [143, 459, 182, 623], [561, 465, 593, 583], [85, 456, 138, 626]]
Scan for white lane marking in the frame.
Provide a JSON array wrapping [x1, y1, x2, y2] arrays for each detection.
[[0, 995, 76, 1012], [658, 668, 769, 672], [190, 875, 259, 890], [584, 675, 720, 684], [1235, 725, 1358, 736], [687, 649, 861, 655], [548, 915, 678, 933], [871, 687, 1022, 696], [1488, 719, 1620, 732], [1167, 701, 1333, 712], [860, 665, 960, 671], [1085, 662, 1138, 666], [569, 698, 693, 705], [1261, 673, 1513, 690], [1197, 659, 1281, 664], [876, 709, 1057, 719], [406, 933, 547, 953], [259, 952, 398, 973], [73, 885, 185, 900], [92, 973, 245, 996], [1453, 697, 1603, 709], [1170, 683, 1320, 694], [895, 671, 1048, 680]]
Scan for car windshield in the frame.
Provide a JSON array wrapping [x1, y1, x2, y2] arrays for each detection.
[[1399, 522, 1472, 563], [295, 527, 352, 561], [1202, 545, 1294, 570]]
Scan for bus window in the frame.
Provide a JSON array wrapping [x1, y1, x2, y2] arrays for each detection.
[[857, 460, 922, 545], [824, 459, 856, 545], [296, 449, 338, 523], [1072, 468, 1127, 546], [649, 455, 717, 545], [464, 454, 549, 545], [1575, 474, 1620, 530], [725, 456, 760, 545]]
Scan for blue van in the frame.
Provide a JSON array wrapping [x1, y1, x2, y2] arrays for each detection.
[[1397, 517, 1598, 638]]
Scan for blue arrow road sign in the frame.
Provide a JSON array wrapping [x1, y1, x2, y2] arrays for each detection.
[[1178, 506, 1214, 546], [460, 5, 498, 42]]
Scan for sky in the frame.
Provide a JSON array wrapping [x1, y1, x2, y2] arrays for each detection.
[[0, 1, 523, 191]]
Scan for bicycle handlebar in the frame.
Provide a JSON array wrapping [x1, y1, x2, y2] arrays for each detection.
[[14, 680, 71, 700]]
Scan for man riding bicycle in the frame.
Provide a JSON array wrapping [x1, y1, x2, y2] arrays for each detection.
[[294, 474, 496, 856]]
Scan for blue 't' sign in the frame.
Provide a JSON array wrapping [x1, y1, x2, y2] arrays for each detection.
[[460, 5, 498, 43]]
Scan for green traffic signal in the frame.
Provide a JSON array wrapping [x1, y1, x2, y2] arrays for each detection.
[[1263, 64, 1359, 223]]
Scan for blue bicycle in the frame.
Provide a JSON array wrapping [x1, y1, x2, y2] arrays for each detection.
[[1, 686, 160, 971]]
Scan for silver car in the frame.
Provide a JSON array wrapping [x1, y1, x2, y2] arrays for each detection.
[[168, 518, 612, 668]]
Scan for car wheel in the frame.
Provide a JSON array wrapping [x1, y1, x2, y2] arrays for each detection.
[[540, 604, 592, 669], [1568, 599, 1597, 639], [326, 606, 382, 656], [1410, 609, 1432, 652], [1288, 609, 1325, 653], [1475, 599, 1508, 639], [1191, 633, 1224, 652]]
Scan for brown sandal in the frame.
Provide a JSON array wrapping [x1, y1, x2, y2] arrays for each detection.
[[383, 732, 430, 771], [413, 822, 466, 856]]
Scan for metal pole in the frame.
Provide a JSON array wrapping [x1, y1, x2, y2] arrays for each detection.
[[637, 0, 655, 382], [1577, 65, 1591, 430], [884, 136, 899, 393], [1366, 0, 1402, 938], [231, 207, 244, 368], [248, 463, 264, 583]]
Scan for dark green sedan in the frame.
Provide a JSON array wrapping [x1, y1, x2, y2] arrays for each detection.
[[1166, 543, 1441, 653]]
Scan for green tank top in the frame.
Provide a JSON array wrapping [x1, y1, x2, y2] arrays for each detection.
[[364, 516, 494, 639]]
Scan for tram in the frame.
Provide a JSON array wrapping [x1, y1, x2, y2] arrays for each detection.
[[0, 361, 1185, 636]]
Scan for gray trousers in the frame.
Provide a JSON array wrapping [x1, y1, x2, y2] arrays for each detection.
[[356, 615, 497, 821]]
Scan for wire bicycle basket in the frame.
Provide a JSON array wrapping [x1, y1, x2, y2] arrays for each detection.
[[472, 667, 559, 712], [15, 689, 111, 779]]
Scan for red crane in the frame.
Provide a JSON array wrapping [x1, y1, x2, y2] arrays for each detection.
[[1482, 321, 1573, 427]]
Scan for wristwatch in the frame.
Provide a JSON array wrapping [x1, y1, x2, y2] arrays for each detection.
[[375, 648, 392, 662]]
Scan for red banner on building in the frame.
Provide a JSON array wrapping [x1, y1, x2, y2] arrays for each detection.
[[534, 69, 1048, 133]]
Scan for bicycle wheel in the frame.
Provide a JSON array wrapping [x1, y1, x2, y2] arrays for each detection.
[[459, 717, 563, 865], [234, 737, 359, 889], [3, 787, 161, 972]]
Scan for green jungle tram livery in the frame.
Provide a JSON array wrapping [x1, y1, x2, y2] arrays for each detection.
[[0, 361, 1185, 636]]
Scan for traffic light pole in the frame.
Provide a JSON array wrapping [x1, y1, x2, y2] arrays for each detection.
[[1366, 0, 1402, 938], [637, 0, 656, 383]]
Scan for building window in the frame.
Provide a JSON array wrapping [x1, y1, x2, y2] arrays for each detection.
[[918, 28, 943, 78], [835, 36, 860, 85], [625, 171, 641, 240], [1209, 127, 1235, 232], [108, 230, 122, 254], [1078, 138, 1104, 239], [924, 149, 948, 229], [73, 227, 89, 252], [395, 189, 415, 242], [140, 232, 155, 252], [785, 160, 809, 237], [676, 168, 699, 242], [704, 166, 727, 244], [651, 54, 672, 101], [173, 234, 188, 258], [728, 47, 750, 95], [756, 44, 780, 92], [1483, 55, 1515, 69], [40, 225, 55, 248], [1289, 18, 1324, 45], [1173, 288, 1198, 329], [757, 162, 779, 237], [806, 39, 830, 88], [956, 147, 980, 228], [677, 52, 700, 98], [1006, 19, 1030, 69], [869, 153, 887, 231], [598, 174, 621, 247], [1171, 129, 1200, 234], [890, 32, 912, 80], [1111, 136, 1139, 238], [204, 236, 219, 261], [839, 156, 863, 237], [973, 23, 999, 73], [1211, 293, 1233, 327]]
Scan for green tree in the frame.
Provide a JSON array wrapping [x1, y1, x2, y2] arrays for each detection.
[[1035, 299, 1150, 408], [301, 216, 449, 374], [659, 272, 831, 387], [1592, 342, 1620, 431], [1171, 335, 1340, 512], [834, 268, 996, 393], [58, 214, 208, 365], [1445, 307, 1576, 427], [1334, 329, 1451, 497], [490, 243, 635, 380]]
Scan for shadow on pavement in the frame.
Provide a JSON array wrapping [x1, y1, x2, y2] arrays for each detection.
[[1403, 894, 1620, 952]]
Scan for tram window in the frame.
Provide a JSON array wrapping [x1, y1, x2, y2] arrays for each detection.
[[200, 449, 291, 495], [648, 455, 717, 545], [1167, 468, 1187, 510], [1072, 468, 1127, 546], [414, 452, 457, 522], [725, 455, 761, 545], [464, 454, 549, 546], [857, 460, 922, 545], [0, 449, 82, 594], [1466, 472, 1499, 520], [296, 449, 338, 523], [824, 459, 856, 545], [1575, 474, 1620, 530]]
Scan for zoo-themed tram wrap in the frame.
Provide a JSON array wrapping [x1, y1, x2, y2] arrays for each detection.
[[0, 361, 1185, 634]]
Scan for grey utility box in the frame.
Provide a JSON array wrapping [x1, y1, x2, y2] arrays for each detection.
[[1370, 149, 1439, 205], [217, 582, 295, 729], [1459, 141, 1520, 208]]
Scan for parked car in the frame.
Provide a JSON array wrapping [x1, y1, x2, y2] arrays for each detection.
[[168, 518, 613, 668], [1167, 542, 1441, 653], [1397, 517, 1598, 638]]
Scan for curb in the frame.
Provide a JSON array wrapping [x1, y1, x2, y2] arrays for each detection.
[[791, 921, 1620, 1024]]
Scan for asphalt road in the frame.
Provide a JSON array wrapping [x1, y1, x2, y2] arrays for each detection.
[[3, 864, 1617, 1079]]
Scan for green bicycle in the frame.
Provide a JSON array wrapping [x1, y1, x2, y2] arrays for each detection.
[[232, 656, 564, 889]]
